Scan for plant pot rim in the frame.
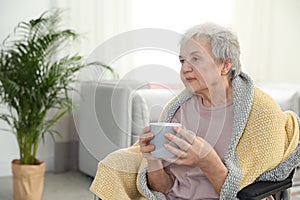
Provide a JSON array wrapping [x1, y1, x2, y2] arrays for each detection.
[[12, 159, 44, 166]]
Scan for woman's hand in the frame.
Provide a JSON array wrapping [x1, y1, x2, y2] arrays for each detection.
[[139, 126, 173, 193], [164, 126, 228, 194], [139, 126, 160, 161], [163, 126, 214, 166]]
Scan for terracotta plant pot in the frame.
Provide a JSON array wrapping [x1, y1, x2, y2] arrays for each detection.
[[11, 159, 45, 200]]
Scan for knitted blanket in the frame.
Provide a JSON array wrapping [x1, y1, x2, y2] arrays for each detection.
[[90, 73, 300, 199]]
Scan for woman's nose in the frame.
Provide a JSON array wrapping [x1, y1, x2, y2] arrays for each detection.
[[182, 61, 193, 72]]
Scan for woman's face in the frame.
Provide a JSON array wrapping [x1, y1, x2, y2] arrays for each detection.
[[179, 37, 225, 97]]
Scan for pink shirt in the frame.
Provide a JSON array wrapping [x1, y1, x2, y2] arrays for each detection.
[[166, 95, 233, 200]]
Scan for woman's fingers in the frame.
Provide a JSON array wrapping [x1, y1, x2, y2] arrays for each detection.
[[139, 132, 154, 151], [139, 126, 152, 144], [140, 126, 150, 137], [164, 132, 191, 151], [139, 132, 154, 143], [139, 126, 162, 162], [139, 126, 155, 153], [165, 126, 196, 151], [173, 126, 196, 144], [141, 144, 155, 152], [164, 142, 187, 158]]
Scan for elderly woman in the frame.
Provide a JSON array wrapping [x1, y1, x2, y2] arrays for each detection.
[[90, 23, 300, 199]]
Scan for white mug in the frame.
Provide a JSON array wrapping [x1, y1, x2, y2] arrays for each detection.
[[149, 122, 182, 159]]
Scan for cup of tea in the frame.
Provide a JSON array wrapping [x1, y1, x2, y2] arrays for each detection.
[[149, 122, 182, 158]]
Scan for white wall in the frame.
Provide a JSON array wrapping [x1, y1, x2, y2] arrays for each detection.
[[234, 0, 300, 83], [53, 0, 300, 83], [0, 0, 53, 177], [0, 0, 52, 42], [129, 0, 234, 80], [269, 0, 300, 83]]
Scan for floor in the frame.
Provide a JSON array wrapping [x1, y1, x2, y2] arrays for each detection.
[[0, 171, 94, 200], [1, 170, 300, 200]]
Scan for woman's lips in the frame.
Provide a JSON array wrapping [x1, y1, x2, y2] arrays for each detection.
[[186, 77, 197, 82]]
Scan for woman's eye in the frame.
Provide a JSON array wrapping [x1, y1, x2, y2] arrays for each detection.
[[179, 59, 185, 64], [191, 57, 198, 62]]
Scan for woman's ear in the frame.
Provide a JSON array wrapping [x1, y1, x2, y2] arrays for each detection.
[[221, 58, 232, 75]]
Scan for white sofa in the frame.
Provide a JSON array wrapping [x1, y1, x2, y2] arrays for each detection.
[[77, 80, 300, 177]]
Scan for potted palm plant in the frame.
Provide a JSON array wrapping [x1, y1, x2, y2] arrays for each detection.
[[0, 9, 112, 200]]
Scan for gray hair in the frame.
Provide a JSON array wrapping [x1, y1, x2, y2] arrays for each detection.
[[180, 23, 241, 80]]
